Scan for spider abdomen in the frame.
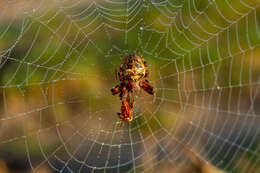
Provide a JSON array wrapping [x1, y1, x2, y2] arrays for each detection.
[[120, 54, 146, 81]]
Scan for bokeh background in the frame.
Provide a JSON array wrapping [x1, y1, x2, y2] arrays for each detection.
[[0, 0, 259, 172]]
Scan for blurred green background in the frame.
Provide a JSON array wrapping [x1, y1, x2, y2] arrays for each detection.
[[0, 0, 259, 172]]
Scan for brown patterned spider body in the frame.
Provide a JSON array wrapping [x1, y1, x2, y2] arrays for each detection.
[[111, 54, 154, 126]]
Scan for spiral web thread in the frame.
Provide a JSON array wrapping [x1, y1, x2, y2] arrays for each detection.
[[0, 0, 259, 172]]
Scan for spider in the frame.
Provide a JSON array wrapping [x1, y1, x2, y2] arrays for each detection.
[[111, 53, 154, 126]]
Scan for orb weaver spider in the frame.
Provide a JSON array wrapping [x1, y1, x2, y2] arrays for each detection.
[[111, 53, 154, 127]]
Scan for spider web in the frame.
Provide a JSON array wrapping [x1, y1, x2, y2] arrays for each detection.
[[0, 0, 259, 172]]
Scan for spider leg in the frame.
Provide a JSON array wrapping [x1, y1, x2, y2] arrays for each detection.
[[111, 84, 121, 95], [143, 60, 149, 78], [116, 112, 123, 129], [139, 80, 154, 95], [121, 56, 127, 67]]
